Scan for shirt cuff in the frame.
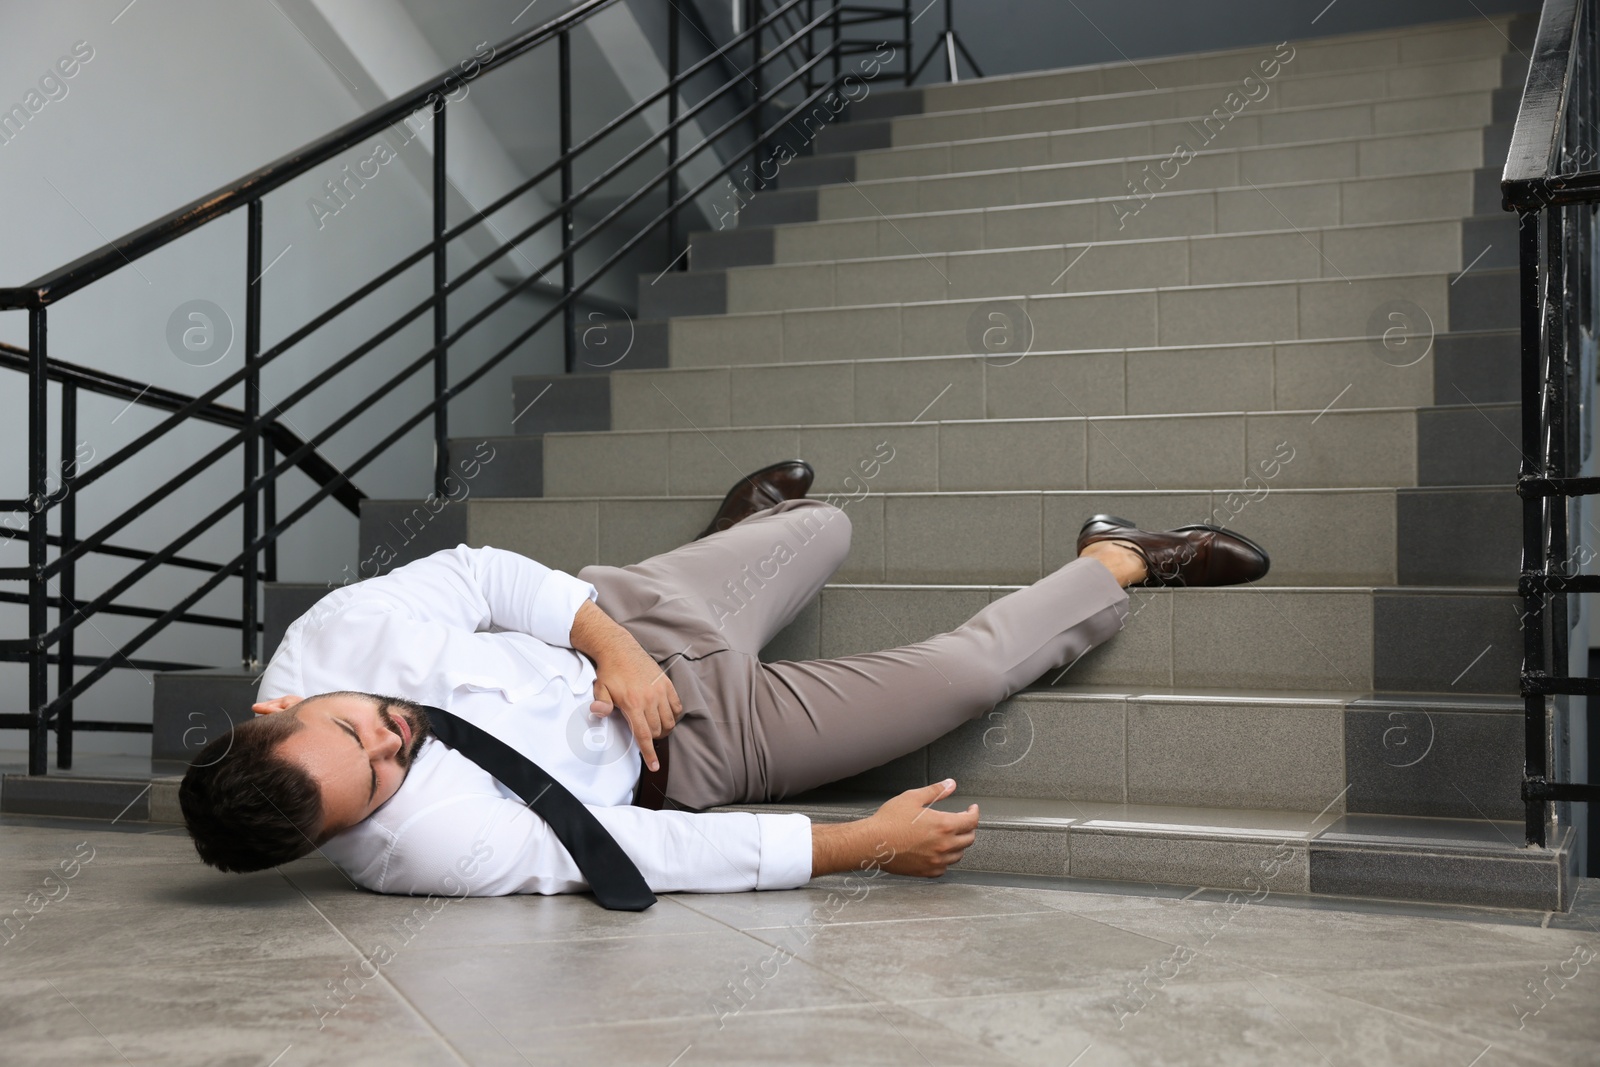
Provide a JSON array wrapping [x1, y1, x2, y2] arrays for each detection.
[[532, 569, 598, 648], [754, 812, 814, 889]]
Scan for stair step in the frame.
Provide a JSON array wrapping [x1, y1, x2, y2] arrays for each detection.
[[851, 16, 1521, 119], [813, 686, 1526, 821], [791, 89, 1497, 190], [460, 485, 1519, 589], [711, 792, 1569, 911], [745, 125, 1493, 229], [819, 53, 1508, 157], [645, 269, 1510, 369], [529, 402, 1516, 499], [692, 168, 1489, 271], [603, 330, 1511, 428], [149, 667, 262, 763], [647, 216, 1511, 319]]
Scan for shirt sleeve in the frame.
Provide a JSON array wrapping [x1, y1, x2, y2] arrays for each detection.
[[362, 543, 597, 646], [375, 791, 814, 897]]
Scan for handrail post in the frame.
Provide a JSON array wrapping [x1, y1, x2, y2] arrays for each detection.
[[433, 103, 450, 495], [751, 0, 764, 190], [243, 199, 262, 670], [56, 379, 76, 769], [903, 0, 913, 87], [1519, 205, 1548, 848], [560, 29, 575, 374], [831, 0, 841, 83], [667, 2, 681, 268], [27, 306, 48, 776], [944, 0, 958, 82], [263, 435, 277, 582]]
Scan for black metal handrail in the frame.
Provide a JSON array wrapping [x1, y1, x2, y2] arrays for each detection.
[[1502, 0, 1600, 847], [2, 0, 918, 774]]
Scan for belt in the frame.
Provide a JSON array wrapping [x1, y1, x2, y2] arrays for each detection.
[[634, 733, 671, 810]]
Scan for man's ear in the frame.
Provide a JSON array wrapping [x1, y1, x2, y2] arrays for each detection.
[[251, 694, 303, 716]]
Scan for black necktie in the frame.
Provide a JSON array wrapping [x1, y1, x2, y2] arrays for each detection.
[[419, 704, 656, 911]]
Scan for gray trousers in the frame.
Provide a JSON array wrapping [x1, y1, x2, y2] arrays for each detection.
[[577, 499, 1129, 810]]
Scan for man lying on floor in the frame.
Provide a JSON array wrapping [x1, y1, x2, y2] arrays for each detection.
[[180, 461, 1270, 907]]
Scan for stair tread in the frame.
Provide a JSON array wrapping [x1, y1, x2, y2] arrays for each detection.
[[660, 215, 1476, 278], [842, 53, 1504, 122], [801, 121, 1489, 188], [808, 88, 1494, 164], [645, 266, 1499, 325]]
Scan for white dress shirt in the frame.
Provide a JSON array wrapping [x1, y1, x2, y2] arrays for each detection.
[[257, 544, 813, 897]]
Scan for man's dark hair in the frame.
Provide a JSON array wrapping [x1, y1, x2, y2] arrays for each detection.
[[179, 713, 325, 873]]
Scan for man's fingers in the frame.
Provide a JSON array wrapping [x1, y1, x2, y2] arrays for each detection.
[[633, 721, 660, 771], [913, 779, 957, 805]]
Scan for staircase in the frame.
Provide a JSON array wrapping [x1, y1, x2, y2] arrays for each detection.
[[105, 12, 1579, 910]]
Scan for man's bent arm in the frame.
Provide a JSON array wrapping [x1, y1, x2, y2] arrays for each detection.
[[569, 600, 683, 771]]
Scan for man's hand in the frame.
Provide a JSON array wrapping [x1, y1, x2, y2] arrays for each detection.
[[811, 780, 979, 878], [570, 600, 682, 771]]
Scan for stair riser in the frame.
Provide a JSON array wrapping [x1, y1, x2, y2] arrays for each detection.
[[517, 328, 1514, 444], [825, 50, 1510, 155], [657, 273, 1508, 368], [693, 170, 1482, 271], [787, 91, 1495, 189], [770, 129, 1487, 228], [650, 218, 1498, 319], [854, 20, 1517, 118], [537, 404, 1516, 498], [605, 341, 1512, 438], [462, 486, 1516, 588], [874, 57, 1509, 146], [823, 693, 1524, 821]]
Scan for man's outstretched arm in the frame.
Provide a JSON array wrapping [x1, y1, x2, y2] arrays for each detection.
[[811, 780, 980, 878]]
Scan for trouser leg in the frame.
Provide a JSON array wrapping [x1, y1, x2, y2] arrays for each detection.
[[575, 499, 852, 808], [668, 555, 1131, 806]]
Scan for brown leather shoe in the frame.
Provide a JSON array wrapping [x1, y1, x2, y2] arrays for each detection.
[[1076, 514, 1270, 587], [696, 460, 815, 539]]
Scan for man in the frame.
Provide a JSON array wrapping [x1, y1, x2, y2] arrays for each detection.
[[180, 460, 1269, 900]]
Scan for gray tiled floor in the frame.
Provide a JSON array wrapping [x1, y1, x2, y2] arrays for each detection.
[[1, 816, 1594, 1066]]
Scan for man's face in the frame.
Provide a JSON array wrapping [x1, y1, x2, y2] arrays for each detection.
[[252, 693, 430, 837]]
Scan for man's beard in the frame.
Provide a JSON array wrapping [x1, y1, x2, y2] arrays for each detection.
[[375, 695, 435, 768]]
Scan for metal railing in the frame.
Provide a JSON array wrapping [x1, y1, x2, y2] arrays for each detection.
[[0, 0, 921, 775], [1502, 0, 1600, 847]]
